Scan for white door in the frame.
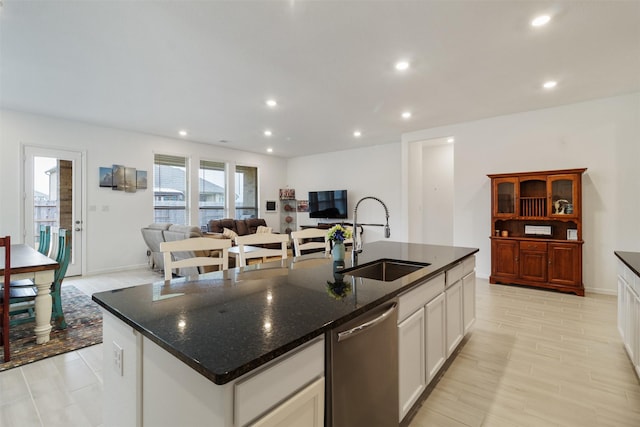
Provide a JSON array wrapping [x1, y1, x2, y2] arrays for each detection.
[[24, 146, 84, 276]]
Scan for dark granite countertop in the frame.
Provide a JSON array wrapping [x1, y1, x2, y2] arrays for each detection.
[[93, 241, 478, 385], [615, 251, 640, 277]]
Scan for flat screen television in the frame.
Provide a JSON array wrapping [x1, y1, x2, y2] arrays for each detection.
[[308, 190, 348, 219]]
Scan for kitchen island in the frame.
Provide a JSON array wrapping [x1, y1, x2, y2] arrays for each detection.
[[615, 251, 640, 380], [94, 241, 478, 427]]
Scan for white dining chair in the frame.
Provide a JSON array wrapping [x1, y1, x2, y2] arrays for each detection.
[[291, 228, 330, 257], [234, 233, 289, 267], [160, 237, 231, 281]]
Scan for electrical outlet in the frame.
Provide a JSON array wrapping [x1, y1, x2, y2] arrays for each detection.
[[112, 341, 123, 376]]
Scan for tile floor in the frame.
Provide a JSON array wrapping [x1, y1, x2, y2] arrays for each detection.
[[1, 269, 639, 426]]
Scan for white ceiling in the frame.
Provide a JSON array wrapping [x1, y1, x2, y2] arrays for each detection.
[[1, 1, 639, 158]]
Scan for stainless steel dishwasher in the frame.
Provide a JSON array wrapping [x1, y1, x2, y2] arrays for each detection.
[[327, 299, 399, 426]]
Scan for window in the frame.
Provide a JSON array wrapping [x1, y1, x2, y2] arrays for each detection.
[[199, 160, 226, 227], [235, 165, 258, 219], [154, 154, 188, 224]]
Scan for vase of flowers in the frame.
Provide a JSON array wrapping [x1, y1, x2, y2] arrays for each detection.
[[327, 225, 352, 262]]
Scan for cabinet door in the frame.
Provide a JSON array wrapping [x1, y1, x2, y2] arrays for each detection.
[[548, 174, 579, 218], [251, 378, 324, 427], [548, 243, 581, 287], [445, 281, 463, 357], [280, 200, 297, 235], [519, 241, 548, 282], [462, 272, 476, 334], [493, 177, 518, 217], [426, 293, 446, 384], [492, 239, 519, 280], [398, 308, 426, 421], [633, 291, 640, 377], [618, 274, 627, 338], [624, 284, 636, 363]]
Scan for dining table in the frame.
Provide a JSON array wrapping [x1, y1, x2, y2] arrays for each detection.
[[0, 244, 59, 344]]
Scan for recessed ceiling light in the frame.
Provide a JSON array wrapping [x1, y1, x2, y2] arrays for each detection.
[[543, 80, 557, 89], [447, 137, 455, 143], [402, 111, 412, 119], [266, 147, 273, 153], [266, 99, 277, 107], [531, 15, 551, 27], [395, 61, 410, 71], [353, 130, 362, 138], [178, 130, 188, 137], [264, 130, 272, 137]]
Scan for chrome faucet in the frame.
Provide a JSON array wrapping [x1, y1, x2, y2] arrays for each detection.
[[352, 196, 390, 263]]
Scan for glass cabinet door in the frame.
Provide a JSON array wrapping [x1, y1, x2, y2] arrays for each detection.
[[494, 178, 517, 217], [548, 174, 578, 218]]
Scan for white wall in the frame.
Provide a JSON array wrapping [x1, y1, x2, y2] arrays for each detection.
[[402, 92, 640, 294], [0, 109, 287, 275], [287, 143, 403, 245]]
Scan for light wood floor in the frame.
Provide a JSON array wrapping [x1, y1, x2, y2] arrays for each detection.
[[1, 271, 639, 427], [410, 279, 640, 427]]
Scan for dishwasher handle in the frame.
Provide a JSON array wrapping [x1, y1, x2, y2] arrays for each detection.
[[337, 303, 397, 342]]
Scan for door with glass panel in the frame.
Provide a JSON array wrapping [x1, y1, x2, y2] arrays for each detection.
[[24, 146, 83, 276]]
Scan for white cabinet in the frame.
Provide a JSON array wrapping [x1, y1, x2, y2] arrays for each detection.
[[102, 307, 325, 427], [445, 280, 463, 357], [397, 255, 476, 423], [234, 339, 324, 426], [425, 292, 446, 384], [251, 378, 324, 427], [617, 259, 640, 380], [463, 271, 476, 334], [398, 308, 426, 420]]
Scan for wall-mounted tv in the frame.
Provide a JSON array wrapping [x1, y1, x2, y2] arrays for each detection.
[[308, 190, 348, 219]]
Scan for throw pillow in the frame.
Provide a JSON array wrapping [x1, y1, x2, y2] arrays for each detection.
[[222, 227, 238, 239], [256, 225, 273, 234]]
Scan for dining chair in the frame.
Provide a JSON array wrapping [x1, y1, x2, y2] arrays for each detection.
[[37, 225, 51, 256], [1, 235, 11, 362], [50, 229, 72, 328], [160, 237, 232, 281], [291, 228, 330, 257], [9, 229, 72, 328], [234, 233, 289, 267]]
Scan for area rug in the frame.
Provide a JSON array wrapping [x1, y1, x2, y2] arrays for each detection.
[[0, 285, 103, 371]]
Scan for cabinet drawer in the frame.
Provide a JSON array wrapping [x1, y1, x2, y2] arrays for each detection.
[[235, 338, 324, 427], [398, 273, 445, 323], [446, 263, 464, 287], [520, 241, 547, 251], [462, 256, 476, 277]]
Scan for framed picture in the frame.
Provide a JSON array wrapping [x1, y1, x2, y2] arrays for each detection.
[[124, 167, 137, 193], [567, 229, 578, 240], [112, 164, 125, 191], [265, 200, 277, 212], [136, 170, 148, 189], [279, 188, 295, 200], [99, 167, 113, 188], [297, 200, 309, 212]]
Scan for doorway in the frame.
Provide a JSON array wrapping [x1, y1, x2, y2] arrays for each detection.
[[24, 146, 84, 276], [406, 137, 454, 245]]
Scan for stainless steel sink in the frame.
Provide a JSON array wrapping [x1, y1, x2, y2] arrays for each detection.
[[343, 259, 430, 282]]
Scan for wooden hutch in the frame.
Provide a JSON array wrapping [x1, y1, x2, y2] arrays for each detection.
[[488, 168, 587, 296]]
